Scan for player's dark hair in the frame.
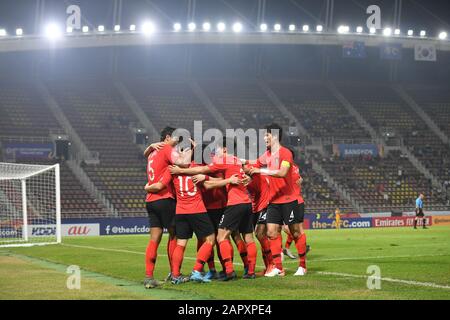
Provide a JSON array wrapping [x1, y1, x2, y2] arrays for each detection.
[[160, 126, 176, 142], [265, 123, 283, 141], [222, 136, 237, 154]]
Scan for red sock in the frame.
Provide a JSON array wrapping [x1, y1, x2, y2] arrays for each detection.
[[236, 240, 249, 268], [171, 245, 185, 277], [295, 233, 307, 269], [196, 239, 205, 271], [217, 245, 226, 272], [167, 237, 177, 269], [259, 236, 272, 268], [207, 247, 216, 271], [194, 242, 213, 272], [246, 242, 257, 275], [219, 240, 234, 274], [285, 234, 293, 249], [145, 240, 158, 277], [269, 235, 283, 270]]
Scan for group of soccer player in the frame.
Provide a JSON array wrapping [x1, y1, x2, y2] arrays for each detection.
[[142, 123, 308, 288]]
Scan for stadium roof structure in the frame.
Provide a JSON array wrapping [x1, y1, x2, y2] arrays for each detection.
[[0, 31, 450, 53]]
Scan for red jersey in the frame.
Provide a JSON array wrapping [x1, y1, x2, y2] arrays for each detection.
[[291, 164, 304, 204], [247, 173, 270, 213], [161, 163, 207, 215], [145, 144, 177, 203], [256, 146, 297, 204], [202, 173, 227, 210], [207, 155, 251, 206]]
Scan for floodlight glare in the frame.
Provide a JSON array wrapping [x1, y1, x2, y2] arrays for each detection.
[[316, 25, 323, 32], [173, 23, 181, 32], [274, 24, 281, 32], [338, 25, 349, 34], [356, 26, 363, 33], [260, 23, 268, 32], [438, 31, 447, 40], [114, 25, 121, 32], [129, 24, 136, 31], [16, 28, 23, 36], [82, 26, 89, 33], [289, 24, 296, 31], [66, 26, 73, 33], [217, 22, 226, 32], [407, 29, 414, 36], [302, 25, 309, 32], [98, 25, 105, 32], [0, 29, 7, 36], [142, 22, 155, 35], [202, 22, 211, 31], [188, 22, 196, 31], [369, 27, 376, 34], [420, 30, 426, 37], [383, 27, 392, 36], [232, 22, 242, 33], [394, 28, 401, 35], [45, 23, 62, 39]]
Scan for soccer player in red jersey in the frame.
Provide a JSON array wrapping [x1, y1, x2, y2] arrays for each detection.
[[146, 145, 241, 284], [248, 123, 307, 277], [170, 137, 257, 280], [245, 166, 273, 275], [142, 127, 181, 288]]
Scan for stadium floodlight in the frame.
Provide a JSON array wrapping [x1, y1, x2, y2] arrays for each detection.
[[188, 22, 196, 31], [337, 25, 349, 34], [82, 26, 89, 33], [0, 29, 6, 36], [356, 26, 363, 33], [274, 24, 281, 32], [202, 22, 211, 32], [142, 22, 155, 35], [16, 28, 23, 36], [302, 25, 309, 32], [438, 31, 448, 40], [260, 23, 268, 32], [420, 30, 426, 37], [217, 22, 226, 32], [114, 25, 121, 32], [383, 27, 392, 36], [66, 26, 73, 33], [129, 24, 136, 31], [369, 27, 376, 34], [407, 29, 414, 36], [289, 24, 296, 31], [394, 28, 401, 35], [98, 25, 105, 32], [45, 23, 62, 39], [316, 25, 323, 32], [173, 23, 181, 32], [232, 22, 242, 33]]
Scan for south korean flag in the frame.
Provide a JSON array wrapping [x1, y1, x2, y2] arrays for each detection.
[[415, 44, 437, 62]]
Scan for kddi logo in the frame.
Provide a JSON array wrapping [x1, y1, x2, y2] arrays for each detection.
[[67, 225, 91, 236]]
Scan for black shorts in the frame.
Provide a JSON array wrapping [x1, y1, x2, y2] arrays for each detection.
[[207, 208, 224, 231], [266, 200, 302, 226], [298, 202, 305, 223], [252, 208, 268, 228], [146, 198, 176, 229], [219, 203, 253, 234], [416, 208, 424, 217], [176, 213, 215, 240]]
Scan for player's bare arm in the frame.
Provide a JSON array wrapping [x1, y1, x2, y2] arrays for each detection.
[[203, 174, 241, 190], [144, 182, 166, 193], [248, 164, 289, 178], [143, 142, 166, 157], [169, 165, 211, 175]]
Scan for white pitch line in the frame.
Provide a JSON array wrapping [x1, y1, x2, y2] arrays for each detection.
[[282, 253, 450, 263], [318, 271, 450, 290]]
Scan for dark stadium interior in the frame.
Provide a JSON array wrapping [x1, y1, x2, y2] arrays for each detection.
[[1, 0, 450, 218]]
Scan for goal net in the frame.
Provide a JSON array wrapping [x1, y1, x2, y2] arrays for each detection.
[[0, 162, 61, 247]]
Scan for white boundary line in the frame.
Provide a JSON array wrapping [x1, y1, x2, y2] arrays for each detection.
[[59, 243, 450, 290]]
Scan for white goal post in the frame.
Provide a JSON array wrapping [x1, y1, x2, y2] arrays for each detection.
[[0, 162, 61, 247]]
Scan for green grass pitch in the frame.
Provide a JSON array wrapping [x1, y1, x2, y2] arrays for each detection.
[[1, 226, 449, 300]]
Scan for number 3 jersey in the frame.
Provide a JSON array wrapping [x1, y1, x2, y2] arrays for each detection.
[[160, 162, 207, 215]]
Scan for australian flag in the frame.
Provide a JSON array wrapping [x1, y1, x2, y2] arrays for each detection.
[[380, 43, 402, 60], [342, 41, 366, 59]]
